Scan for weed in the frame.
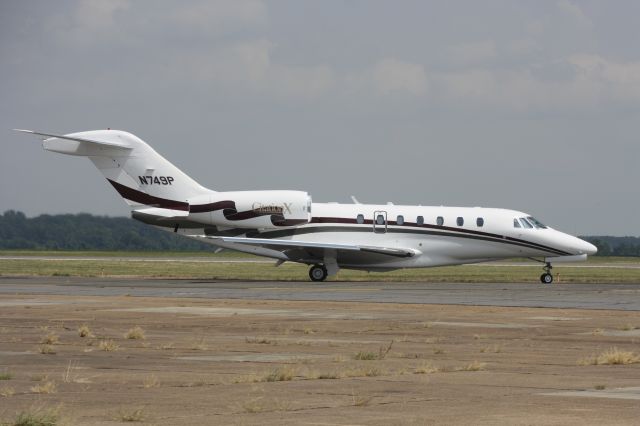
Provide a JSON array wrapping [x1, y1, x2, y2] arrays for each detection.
[[594, 384, 606, 390], [125, 326, 145, 340], [12, 406, 60, 426], [117, 408, 145, 422], [245, 336, 276, 345], [620, 324, 639, 331], [77, 324, 94, 338], [303, 327, 315, 335], [30, 381, 57, 394], [38, 345, 56, 355], [143, 374, 160, 388], [0, 385, 15, 397], [41, 333, 59, 345], [0, 371, 12, 380], [378, 340, 394, 360], [579, 347, 640, 365], [190, 337, 208, 351], [99, 340, 119, 351], [350, 389, 372, 407], [592, 328, 604, 335], [414, 362, 439, 374], [458, 361, 487, 371], [433, 348, 445, 355], [264, 366, 295, 382], [354, 351, 377, 360]]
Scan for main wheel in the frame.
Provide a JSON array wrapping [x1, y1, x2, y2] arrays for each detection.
[[309, 265, 328, 282], [540, 273, 553, 284]]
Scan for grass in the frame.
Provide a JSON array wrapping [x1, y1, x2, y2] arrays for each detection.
[[264, 367, 295, 382], [98, 339, 119, 352], [11, 406, 60, 426], [415, 362, 439, 374], [0, 385, 15, 397], [125, 326, 145, 340], [0, 371, 12, 380], [142, 374, 160, 388], [30, 381, 57, 394], [38, 345, 56, 355], [78, 324, 94, 338], [245, 336, 277, 345], [40, 333, 59, 345], [117, 408, 145, 422], [578, 347, 640, 365], [2, 253, 640, 282], [458, 361, 487, 371]]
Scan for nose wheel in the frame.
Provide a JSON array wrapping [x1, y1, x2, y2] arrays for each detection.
[[309, 264, 328, 282], [540, 262, 553, 284]]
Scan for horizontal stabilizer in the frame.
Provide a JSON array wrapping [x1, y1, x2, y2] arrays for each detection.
[[14, 129, 132, 152]]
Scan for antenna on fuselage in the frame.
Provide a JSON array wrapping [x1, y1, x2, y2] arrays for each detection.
[[350, 195, 361, 204]]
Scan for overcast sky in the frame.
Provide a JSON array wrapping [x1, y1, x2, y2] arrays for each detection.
[[1, 1, 639, 235]]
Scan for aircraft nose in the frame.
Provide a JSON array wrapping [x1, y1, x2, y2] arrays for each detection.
[[575, 238, 598, 256]]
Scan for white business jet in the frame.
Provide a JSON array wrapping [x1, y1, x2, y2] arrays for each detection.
[[16, 129, 597, 283]]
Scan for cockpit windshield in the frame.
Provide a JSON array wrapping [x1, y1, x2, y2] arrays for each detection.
[[527, 216, 547, 229]]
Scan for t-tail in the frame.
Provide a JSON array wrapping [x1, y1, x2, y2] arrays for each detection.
[[15, 129, 212, 217], [15, 129, 311, 228]]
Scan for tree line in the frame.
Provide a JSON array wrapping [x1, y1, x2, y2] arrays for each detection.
[[0, 210, 637, 255]]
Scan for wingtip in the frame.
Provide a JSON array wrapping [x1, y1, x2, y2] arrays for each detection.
[[13, 129, 34, 134]]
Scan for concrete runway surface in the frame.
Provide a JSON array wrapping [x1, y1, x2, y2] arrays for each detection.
[[1, 276, 639, 310]]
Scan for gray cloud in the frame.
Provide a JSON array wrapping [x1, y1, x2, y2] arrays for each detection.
[[2, 0, 639, 235]]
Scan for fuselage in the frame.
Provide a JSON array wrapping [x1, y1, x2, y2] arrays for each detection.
[[184, 199, 597, 270]]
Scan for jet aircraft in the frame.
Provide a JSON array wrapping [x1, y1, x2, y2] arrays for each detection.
[[17, 129, 597, 282]]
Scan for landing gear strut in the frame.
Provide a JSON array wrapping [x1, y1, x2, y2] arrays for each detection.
[[309, 264, 328, 282], [540, 262, 553, 284]]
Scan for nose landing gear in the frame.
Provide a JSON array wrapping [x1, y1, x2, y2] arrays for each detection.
[[540, 262, 553, 284]]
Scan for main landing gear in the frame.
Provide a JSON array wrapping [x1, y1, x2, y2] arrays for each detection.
[[540, 262, 553, 284], [309, 264, 328, 282]]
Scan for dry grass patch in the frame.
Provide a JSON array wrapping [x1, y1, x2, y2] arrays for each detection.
[[78, 324, 94, 338], [12, 405, 61, 426], [264, 366, 295, 382], [0, 385, 15, 397], [190, 336, 208, 350], [62, 361, 91, 384], [142, 374, 160, 388], [594, 384, 606, 390], [458, 361, 487, 371], [30, 380, 57, 394], [117, 408, 145, 422], [578, 347, 640, 365], [38, 344, 56, 355], [591, 328, 604, 335], [41, 332, 59, 345], [414, 362, 439, 374], [619, 324, 639, 331], [98, 339, 119, 352], [245, 336, 277, 345], [125, 326, 145, 340], [350, 390, 373, 407]]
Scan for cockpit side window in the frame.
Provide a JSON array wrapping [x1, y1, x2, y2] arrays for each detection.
[[527, 216, 547, 229], [519, 217, 533, 229], [513, 218, 521, 228]]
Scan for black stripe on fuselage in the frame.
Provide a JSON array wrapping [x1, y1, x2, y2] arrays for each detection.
[[246, 218, 571, 256]]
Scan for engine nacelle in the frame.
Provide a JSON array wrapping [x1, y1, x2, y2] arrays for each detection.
[[188, 190, 311, 228]]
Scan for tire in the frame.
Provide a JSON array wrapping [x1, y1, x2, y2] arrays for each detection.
[[540, 273, 553, 284], [309, 265, 328, 282]]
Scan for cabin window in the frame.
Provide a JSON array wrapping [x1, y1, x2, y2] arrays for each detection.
[[417, 215, 424, 225], [520, 217, 533, 229], [527, 216, 547, 229], [356, 214, 364, 224], [397, 215, 404, 225], [513, 218, 521, 228], [436, 216, 444, 226], [457, 217, 464, 226], [376, 214, 385, 225], [476, 217, 484, 227]]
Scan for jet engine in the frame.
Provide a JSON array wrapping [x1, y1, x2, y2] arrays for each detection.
[[188, 190, 311, 228]]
